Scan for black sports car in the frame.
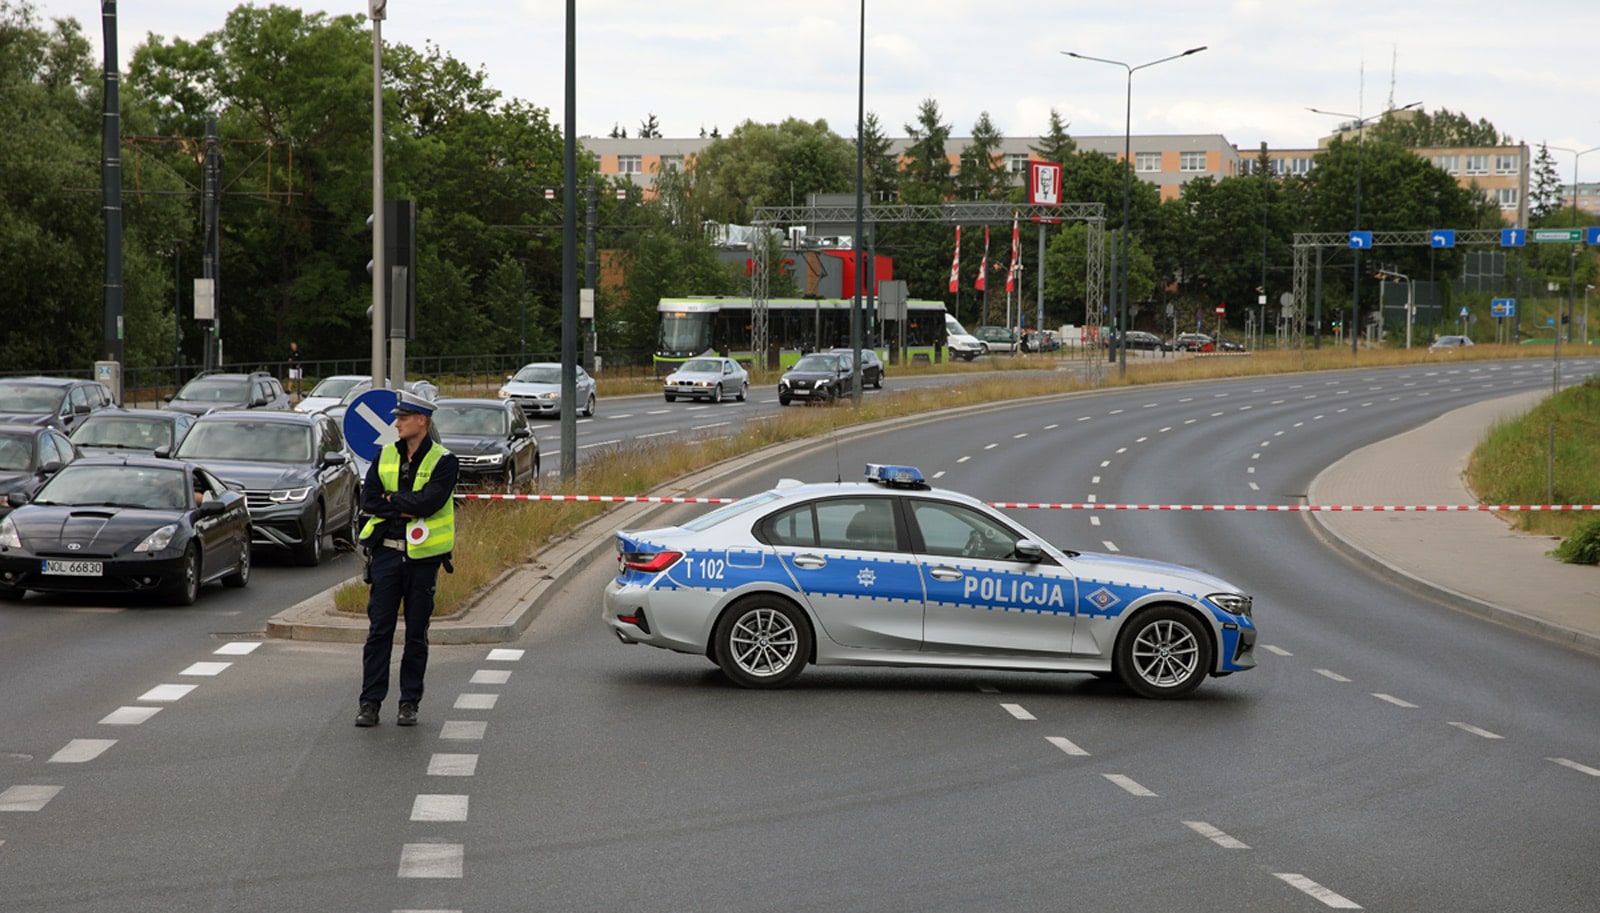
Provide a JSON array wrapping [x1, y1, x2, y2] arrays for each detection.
[[0, 457, 251, 605], [778, 353, 859, 406]]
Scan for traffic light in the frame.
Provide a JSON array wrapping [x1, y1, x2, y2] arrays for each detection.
[[364, 200, 417, 340]]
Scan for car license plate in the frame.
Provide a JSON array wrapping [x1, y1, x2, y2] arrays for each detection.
[[43, 559, 103, 577]]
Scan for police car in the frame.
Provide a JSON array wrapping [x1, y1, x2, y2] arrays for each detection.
[[603, 464, 1257, 698]]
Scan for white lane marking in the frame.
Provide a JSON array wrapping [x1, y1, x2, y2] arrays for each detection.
[[1103, 774, 1158, 797], [957, 455, 972, 463], [1447, 721, 1504, 740], [1184, 418, 1197, 425], [469, 670, 511, 685], [1091, 476, 1101, 484], [1086, 494, 1097, 503], [1001, 703, 1036, 721], [354, 401, 400, 448], [0, 785, 63, 812], [984, 443, 999, 450], [1076, 416, 1091, 422], [100, 706, 162, 725], [1159, 426, 1172, 433], [691, 421, 731, 430], [410, 794, 469, 822], [1044, 423, 1060, 430], [440, 721, 488, 741], [1251, 452, 1261, 460], [1211, 411, 1225, 417], [610, 413, 634, 418], [1249, 483, 1260, 491], [1089, 516, 1101, 526], [1261, 644, 1292, 656], [453, 694, 499, 710], [1183, 820, 1249, 849], [397, 842, 464, 879], [1013, 433, 1028, 439], [427, 754, 479, 776], [636, 430, 677, 439], [1108, 409, 1124, 414], [1273, 873, 1362, 908], [139, 684, 197, 702], [1102, 541, 1119, 553], [1178, 397, 1194, 402], [48, 739, 117, 763], [1247, 467, 1256, 474], [486, 648, 524, 661], [645, 409, 670, 415], [1100, 460, 1111, 467], [577, 439, 622, 450], [1046, 736, 1089, 757], [1115, 447, 1128, 454], [1135, 436, 1148, 443], [1143, 402, 1159, 408], [1548, 758, 1600, 777], [180, 662, 231, 677], [1372, 693, 1418, 708], [932, 471, 946, 480], [213, 642, 260, 656], [1314, 669, 1351, 682]]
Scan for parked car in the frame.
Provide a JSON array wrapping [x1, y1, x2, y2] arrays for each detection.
[[0, 377, 115, 433], [0, 457, 251, 605], [1429, 335, 1474, 352], [173, 410, 360, 566], [294, 374, 373, 413], [827, 348, 885, 389], [0, 424, 80, 519], [663, 356, 750, 403], [430, 398, 540, 493], [973, 326, 1021, 353], [603, 462, 1258, 697], [944, 314, 985, 361], [778, 352, 857, 406], [1170, 333, 1213, 352], [499, 362, 597, 418], [1020, 330, 1060, 353], [70, 408, 194, 456], [163, 371, 291, 416], [1105, 330, 1168, 352]]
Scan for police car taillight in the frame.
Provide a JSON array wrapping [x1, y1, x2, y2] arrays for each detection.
[[620, 550, 682, 573]]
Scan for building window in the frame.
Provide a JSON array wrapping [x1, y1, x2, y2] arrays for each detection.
[[1494, 154, 1519, 175], [1496, 188, 1519, 210], [1005, 153, 1029, 174], [1136, 152, 1161, 172], [618, 154, 642, 175], [1464, 154, 1490, 176], [1179, 151, 1207, 172], [657, 155, 683, 173], [1287, 157, 1313, 176], [1434, 155, 1459, 175]]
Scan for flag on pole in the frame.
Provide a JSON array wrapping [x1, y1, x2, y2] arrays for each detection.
[[948, 226, 961, 293], [1004, 214, 1020, 293], [976, 226, 989, 292]]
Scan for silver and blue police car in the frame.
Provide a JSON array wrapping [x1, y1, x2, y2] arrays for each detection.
[[604, 464, 1257, 698]]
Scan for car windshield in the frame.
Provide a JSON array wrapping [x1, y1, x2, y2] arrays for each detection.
[[512, 366, 561, 384], [72, 417, 171, 450], [176, 377, 249, 403], [0, 433, 35, 471], [791, 355, 840, 373], [0, 384, 65, 414], [177, 420, 313, 463], [433, 407, 507, 437], [35, 464, 189, 510], [680, 358, 721, 373], [308, 377, 366, 399]]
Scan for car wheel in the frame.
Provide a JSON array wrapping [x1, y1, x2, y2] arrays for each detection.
[[818, 385, 835, 405], [737, 381, 747, 402], [0, 586, 26, 601], [170, 543, 201, 606], [1115, 605, 1212, 699], [664, 393, 675, 402], [711, 384, 722, 404], [221, 536, 251, 588], [778, 395, 791, 406], [583, 393, 596, 417], [713, 596, 812, 688], [503, 466, 517, 495], [295, 505, 325, 567], [333, 500, 360, 550], [872, 370, 882, 390]]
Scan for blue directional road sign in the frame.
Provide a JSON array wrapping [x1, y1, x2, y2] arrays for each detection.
[[1588, 227, 1600, 245], [1430, 230, 1456, 248], [343, 387, 400, 462], [1348, 231, 1372, 249], [1501, 228, 1525, 247], [1490, 298, 1516, 318]]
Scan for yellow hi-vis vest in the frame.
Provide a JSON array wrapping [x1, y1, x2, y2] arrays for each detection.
[[360, 442, 454, 559]]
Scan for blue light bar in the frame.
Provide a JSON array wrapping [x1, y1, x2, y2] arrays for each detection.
[[864, 463, 926, 487]]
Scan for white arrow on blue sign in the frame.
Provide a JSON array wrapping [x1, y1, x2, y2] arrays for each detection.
[[1348, 231, 1372, 249], [1430, 230, 1456, 248], [1588, 227, 1600, 245], [343, 387, 401, 462], [1501, 228, 1525, 247]]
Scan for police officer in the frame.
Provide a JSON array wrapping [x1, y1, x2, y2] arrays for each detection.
[[355, 390, 458, 728]]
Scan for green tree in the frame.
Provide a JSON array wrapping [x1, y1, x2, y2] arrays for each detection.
[[957, 111, 1006, 201], [900, 98, 953, 204], [687, 118, 854, 225], [1368, 107, 1512, 148], [857, 110, 899, 202], [1030, 108, 1076, 165], [1529, 143, 1566, 223]]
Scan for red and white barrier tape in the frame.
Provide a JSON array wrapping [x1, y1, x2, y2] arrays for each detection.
[[455, 493, 1599, 511]]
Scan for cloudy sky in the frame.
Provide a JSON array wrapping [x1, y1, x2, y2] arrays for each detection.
[[33, 1, 1600, 180]]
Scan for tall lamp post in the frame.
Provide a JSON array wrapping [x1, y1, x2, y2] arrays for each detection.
[[170, 239, 184, 387], [1544, 143, 1598, 345], [1064, 45, 1206, 377], [1308, 101, 1421, 355]]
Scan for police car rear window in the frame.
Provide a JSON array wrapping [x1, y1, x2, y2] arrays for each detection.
[[681, 491, 782, 532]]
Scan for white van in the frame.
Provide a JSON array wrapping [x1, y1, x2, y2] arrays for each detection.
[[944, 314, 985, 361]]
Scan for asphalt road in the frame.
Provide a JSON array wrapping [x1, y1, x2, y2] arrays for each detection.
[[2, 356, 1596, 912]]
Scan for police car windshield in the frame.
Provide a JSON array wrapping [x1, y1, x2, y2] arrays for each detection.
[[681, 491, 783, 532]]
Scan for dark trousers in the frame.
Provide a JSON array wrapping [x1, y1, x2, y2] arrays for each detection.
[[360, 547, 439, 706]]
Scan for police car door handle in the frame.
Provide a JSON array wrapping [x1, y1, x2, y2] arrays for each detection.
[[928, 566, 964, 581], [792, 555, 826, 569]]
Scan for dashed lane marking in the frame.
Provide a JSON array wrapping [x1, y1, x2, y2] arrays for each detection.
[[1262, 645, 1292, 656], [1372, 694, 1418, 708], [468, 670, 511, 685], [180, 662, 231, 676], [138, 684, 198, 702], [100, 706, 162, 725], [440, 721, 487, 741], [1273, 873, 1362, 908], [397, 842, 463, 879], [1548, 758, 1600, 777], [48, 739, 116, 763], [426, 754, 479, 777], [1046, 736, 1089, 757], [410, 795, 469, 822], [1103, 774, 1157, 797], [0, 785, 62, 812], [1001, 703, 1036, 721], [485, 649, 524, 661], [453, 694, 498, 710], [1314, 669, 1351, 683], [1447, 721, 1504, 740], [1183, 820, 1249, 849], [213, 642, 261, 656]]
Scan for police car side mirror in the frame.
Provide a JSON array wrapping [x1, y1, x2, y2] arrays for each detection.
[[1014, 539, 1045, 563]]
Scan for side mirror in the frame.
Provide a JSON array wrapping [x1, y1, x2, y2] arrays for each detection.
[[324, 451, 349, 466], [510, 428, 531, 440], [196, 499, 226, 516], [250, 397, 267, 407], [153, 445, 173, 459], [1014, 539, 1045, 563], [37, 460, 63, 477], [163, 394, 175, 403], [7, 491, 29, 507]]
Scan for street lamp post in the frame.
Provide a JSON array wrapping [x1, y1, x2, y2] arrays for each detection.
[[1064, 45, 1206, 377], [1377, 268, 1415, 347], [1545, 143, 1598, 346], [1308, 101, 1421, 355], [170, 240, 184, 388]]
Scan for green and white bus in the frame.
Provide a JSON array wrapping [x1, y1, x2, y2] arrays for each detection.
[[655, 296, 948, 373]]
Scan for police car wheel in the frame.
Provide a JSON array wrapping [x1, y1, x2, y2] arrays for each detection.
[[1115, 605, 1212, 699], [713, 597, 812, 689]]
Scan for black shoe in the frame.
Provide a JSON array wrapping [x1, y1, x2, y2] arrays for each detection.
[[396, 702, 418, 727], [354, 703, 380, 728]]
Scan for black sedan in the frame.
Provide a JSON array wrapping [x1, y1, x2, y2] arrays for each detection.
[[827, 347, 885, 389], [70, 408, 195, 456], [1105, 330, 1169, 351], [0, 424, 80, 519], [0, 457, 251, 605], [778, 353, 858, 406], [430, 398, 541, 492]]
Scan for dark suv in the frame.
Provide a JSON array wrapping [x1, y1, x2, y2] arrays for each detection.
[[0, 377, 115, 432], [173, 410, 359, 566], [164, 372, 290, 416]]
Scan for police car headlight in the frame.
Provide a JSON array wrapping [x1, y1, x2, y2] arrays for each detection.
[[1206, 593, 1252, 617], [134, 524, 178, 553], [269, 487, 312, 503]]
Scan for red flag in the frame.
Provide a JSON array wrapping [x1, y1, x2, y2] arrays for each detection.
[[975, 226, 989, 292], [948, 226, 961, 293], [1004, 214, 1020, 293]]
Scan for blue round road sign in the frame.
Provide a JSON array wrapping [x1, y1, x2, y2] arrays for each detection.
[[343, 387, 401, 462]]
